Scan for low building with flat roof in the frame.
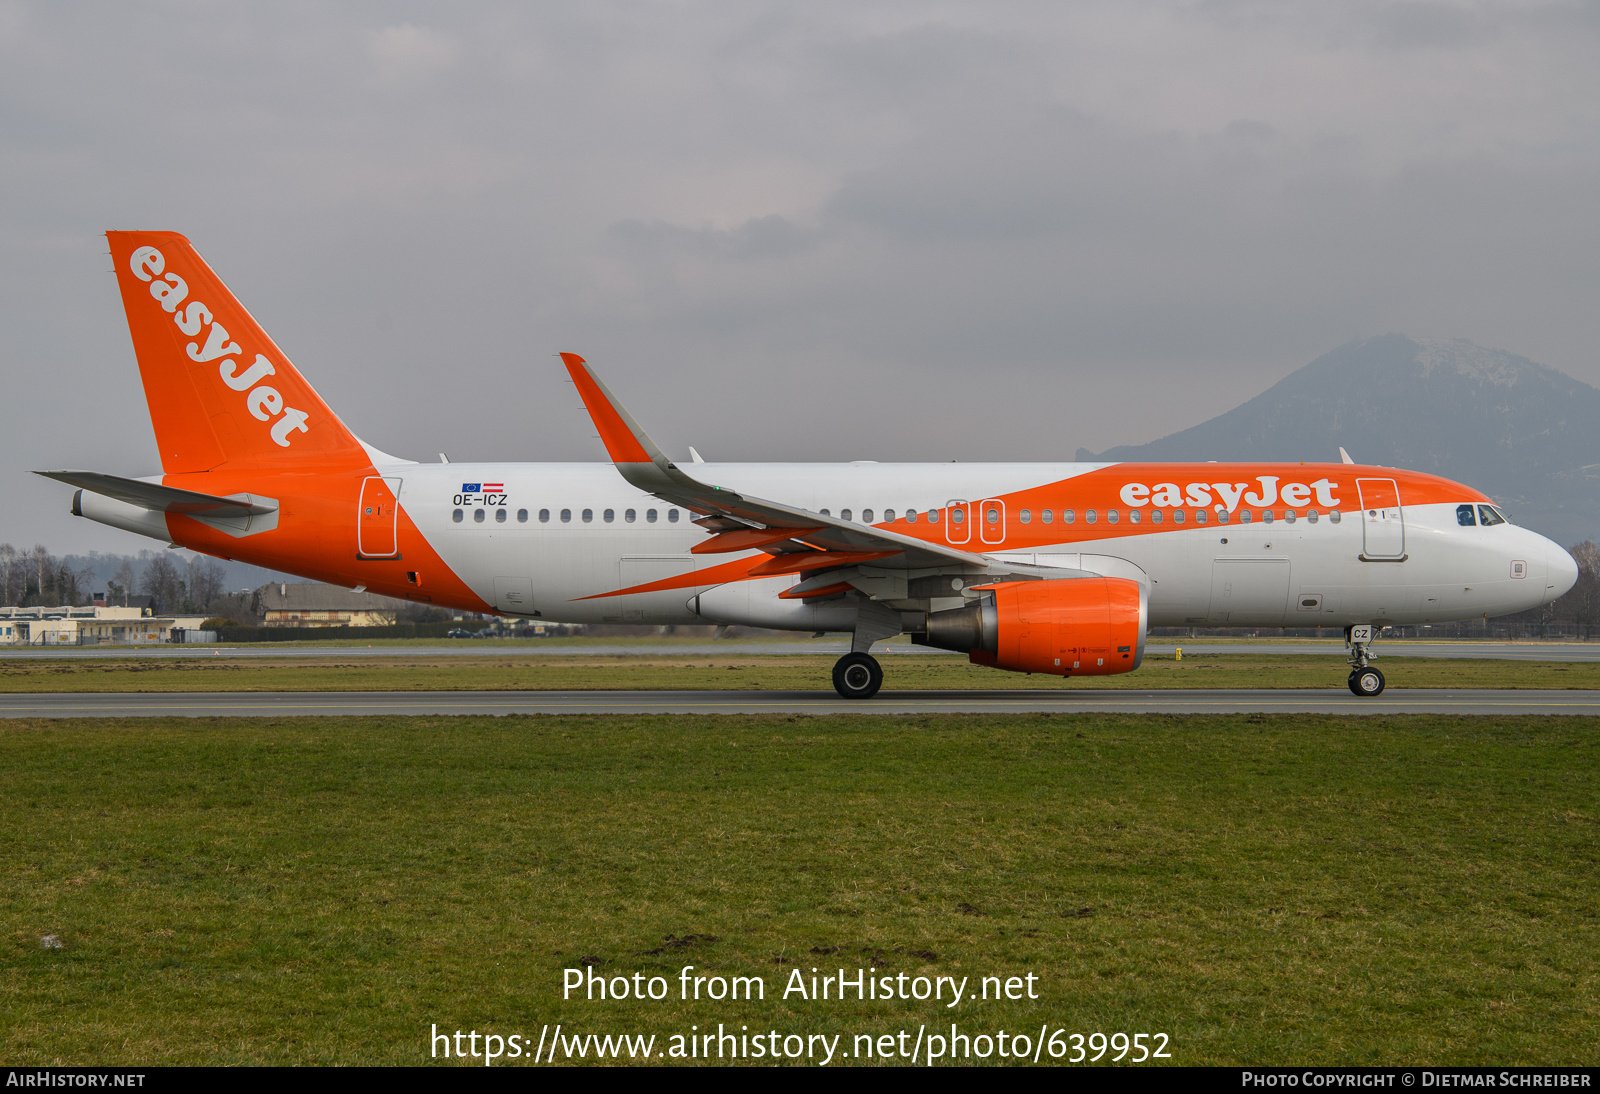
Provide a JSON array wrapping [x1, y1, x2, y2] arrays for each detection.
[[0, 604, 169, 646], [256, 583, 408, 627]]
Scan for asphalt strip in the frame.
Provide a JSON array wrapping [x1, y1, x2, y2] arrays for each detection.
[[3, 641, 1599, 661], [3, 688, 1599, 717]]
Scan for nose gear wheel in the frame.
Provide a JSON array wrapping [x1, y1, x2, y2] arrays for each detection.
[[1348, 667, 1386, 697]]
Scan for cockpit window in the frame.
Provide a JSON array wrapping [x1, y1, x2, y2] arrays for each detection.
[[1478, 504, 1506, 526], [1457, 504, 1477, 527]]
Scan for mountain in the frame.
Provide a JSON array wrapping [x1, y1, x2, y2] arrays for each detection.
[[1077, 335, 1600, 548]]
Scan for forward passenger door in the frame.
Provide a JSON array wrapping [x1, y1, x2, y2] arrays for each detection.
[[1357, 478, 1405, 560]]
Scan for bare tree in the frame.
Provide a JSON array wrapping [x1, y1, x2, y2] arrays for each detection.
[[1564, 541, 1600, 639], [31, 545, 50, 605], [139, 554, 184, 614], [0, 543, 17, 605], [52, 562, 90, 607], [111, 559, 138, 606], [185, 556, 227, 612]]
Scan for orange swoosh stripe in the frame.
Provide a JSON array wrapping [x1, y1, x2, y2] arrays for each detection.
[[575, 554, 766, 600]]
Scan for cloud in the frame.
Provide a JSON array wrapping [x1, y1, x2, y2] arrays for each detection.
[[2, 1, 1600, 548], [369, 23, 459, 76]]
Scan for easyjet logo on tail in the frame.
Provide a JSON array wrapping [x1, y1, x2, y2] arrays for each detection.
[[1118, 475, 1340, 511], [128, 246, 310, 448]]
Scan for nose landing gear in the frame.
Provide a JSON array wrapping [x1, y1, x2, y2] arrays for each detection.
[[1345, 624, 1385, 696], [1348, 666, 1386, 696], [832, 652, 883, 699]]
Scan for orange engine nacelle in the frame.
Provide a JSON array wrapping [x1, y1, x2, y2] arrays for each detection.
[[913, 577, 1147, 676]]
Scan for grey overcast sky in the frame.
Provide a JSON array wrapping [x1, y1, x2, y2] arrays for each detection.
[[3, 1, 1598, 550]]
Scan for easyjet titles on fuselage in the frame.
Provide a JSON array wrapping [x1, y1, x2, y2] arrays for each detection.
[[1118, 476, 1340, 511]]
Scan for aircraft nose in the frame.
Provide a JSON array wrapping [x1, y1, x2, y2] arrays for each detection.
[[1546, 540, 1579, 603]]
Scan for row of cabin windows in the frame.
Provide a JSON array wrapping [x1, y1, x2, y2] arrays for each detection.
[[1014, 507, 1342, 526], [450, 504, 1352, 527], [820, 507, 1344, 526], [453, 507, 684, 524]]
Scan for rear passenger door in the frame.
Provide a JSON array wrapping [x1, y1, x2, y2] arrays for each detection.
[[358, 477, 403, 559]]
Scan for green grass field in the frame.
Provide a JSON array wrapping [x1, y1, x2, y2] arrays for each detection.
[[3, 713, 1595, 1065], [2, 652, 1599, 692]]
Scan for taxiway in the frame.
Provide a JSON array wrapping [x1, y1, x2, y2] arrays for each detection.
[[4, 688, 1598, 717]]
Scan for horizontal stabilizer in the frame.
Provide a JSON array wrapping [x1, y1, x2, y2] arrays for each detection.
[[34, 470, 277, 516]]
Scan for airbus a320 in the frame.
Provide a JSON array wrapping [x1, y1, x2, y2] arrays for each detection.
[[38, 232, 1580, 698]]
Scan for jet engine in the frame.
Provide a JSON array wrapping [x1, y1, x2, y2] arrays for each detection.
[[913, 577, 1147, 676]]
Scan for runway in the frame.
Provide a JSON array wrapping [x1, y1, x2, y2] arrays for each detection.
[[5, 688, 1600, 717], [3, 640, 1599, 661]]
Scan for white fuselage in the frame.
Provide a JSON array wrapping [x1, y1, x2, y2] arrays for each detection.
[[388, 461, 1574, 629]]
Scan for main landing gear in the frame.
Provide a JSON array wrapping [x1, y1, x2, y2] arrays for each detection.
[[1345, 623, 1385, 697], [832, 652, 883, 699]]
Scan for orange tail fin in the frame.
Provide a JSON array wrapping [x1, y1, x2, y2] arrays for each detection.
[[107, 231, 369, 474]]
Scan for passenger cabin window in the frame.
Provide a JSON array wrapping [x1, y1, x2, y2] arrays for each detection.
[[928, 509, 941, 523], [1262, 510, 1274, 524], [1216, 508, 1228, 524], [1194, 510, 1207, 524], [1239, 510, 1252, 524], [863, 509, 874, 523], [1041, 509, 1053, 524], [820, 509, 830, 517], [646, 509, 658, 523], [517, 509, 529, 523], [582, 509, 593, 523], [625, 509, 636, 523], [560, 509, 572, 523], [1330, 510, 1341, 524], [951, 509, 964, 524], [1307, 509, 1319, 523], [539, 509, 550, 523], [1128, 509, 1140, 524], [1019, 509, 1032, 524], [1106, 509, 1118, 524], [1284, 510, 1297, 523], [906, 510, 918, 523], [495, 508, 507, 523], [452, 509, 463, 523], [1062, 509, 1076, 524], [985, 507, 999, 524], [604, 509, 615, 523], [1478, 505, 1506, 526], [474, 508, 485, 523], [1172, 510, 1184, 524], [668, 509, 680, 522], [841, 509, 852, 522], [1150, 509, 1162, 524], [884, 509, 895, 522]]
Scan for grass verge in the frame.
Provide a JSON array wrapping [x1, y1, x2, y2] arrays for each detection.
[[1, 653, 1598, 692], [2, 713, 1595, 1065]]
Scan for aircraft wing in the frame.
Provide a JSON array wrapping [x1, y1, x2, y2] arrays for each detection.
[[34, 470, 278, 517], [560, 353, 986, 575]]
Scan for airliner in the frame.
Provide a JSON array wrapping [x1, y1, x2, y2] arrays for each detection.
[[38, 232, 1579, 698]]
